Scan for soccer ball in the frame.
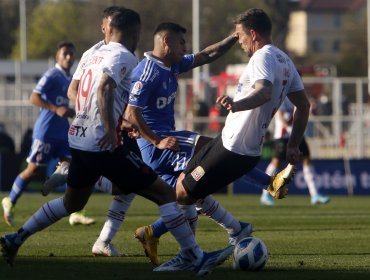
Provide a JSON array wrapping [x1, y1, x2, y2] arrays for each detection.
[[232, 237, 269, 271]]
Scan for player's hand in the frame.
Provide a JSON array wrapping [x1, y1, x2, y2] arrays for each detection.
[[99, 130, 118, 151], [55, 107, 75, 118], [216, 95, 233, 111], [121, 121, 140, 139], [286, 146, 301, 165], [156, 136, 180, 151]]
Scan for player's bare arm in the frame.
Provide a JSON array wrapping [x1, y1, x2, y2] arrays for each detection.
[[216, 79, 272, 112], [125, 105, 180, 151], [192, 33, 238, 68], [120, 119, 140, 139], [97, 73, 117, 151], [286, 90, 310, 164], [30, 91, 75, 118], [67, 79, 79, 104]]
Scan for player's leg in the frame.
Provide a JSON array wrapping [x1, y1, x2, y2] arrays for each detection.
[[109, 147, 232, 275], [299, 139, 330, 205], [92, 193, 135, 257], [2, 139, 49, 226]]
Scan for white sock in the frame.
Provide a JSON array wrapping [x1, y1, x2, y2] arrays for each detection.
[[94, 177, 113, 194], [159, 202, 203, 262], [303, 164, 318, 197], [196, 195, 240, 236], [20, 197, 68, 242], [98, 193, 135, 242], [179, 204, 198, 235]]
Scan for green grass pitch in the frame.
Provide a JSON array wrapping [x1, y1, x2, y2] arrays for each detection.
[[0, 193, 370, 280]]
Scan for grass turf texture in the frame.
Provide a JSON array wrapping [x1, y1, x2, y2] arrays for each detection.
[[0, 193, 369, 280]]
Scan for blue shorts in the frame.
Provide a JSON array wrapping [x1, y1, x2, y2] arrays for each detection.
[[26, 137, 71, 166], [137, 130, 199, 187]]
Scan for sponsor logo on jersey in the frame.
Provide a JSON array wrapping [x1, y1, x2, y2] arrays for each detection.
[[131, 81, 143, 95], [69, 125, 87, 137], [191, 166, 205, 181]]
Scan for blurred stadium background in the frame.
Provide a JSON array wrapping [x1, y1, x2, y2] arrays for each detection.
[[0, 0, 370, 196]]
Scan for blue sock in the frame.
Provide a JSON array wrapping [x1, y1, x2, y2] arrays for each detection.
[[9, 175, 28, 205], [246, 168, 271, 186], [151, 217, 168, 238]]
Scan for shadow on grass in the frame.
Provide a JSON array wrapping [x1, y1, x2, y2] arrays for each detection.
[[0, 257, 369, 280]]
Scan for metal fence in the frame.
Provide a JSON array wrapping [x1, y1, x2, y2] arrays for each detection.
[[0, 60, 370, 159]]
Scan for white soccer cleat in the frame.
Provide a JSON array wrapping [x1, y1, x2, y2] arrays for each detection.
[[92, 238, 127, 257], [42, 161, 70, 196], [69, 211, 95, 226]]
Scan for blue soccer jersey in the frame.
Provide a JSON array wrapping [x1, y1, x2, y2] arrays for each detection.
[[32, 64, 71, 141], [128, 52, 194, 131]]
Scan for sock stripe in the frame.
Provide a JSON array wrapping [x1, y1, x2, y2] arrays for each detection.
[[42, 202, 58, 222], [164, 214, 187, 230]]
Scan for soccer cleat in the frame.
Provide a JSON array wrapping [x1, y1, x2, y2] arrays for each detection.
[[2, 197, 15, 226], [153, 254, 194, 272], [311, 194, 331, 205], [0, 234, 19, 266], [134, 225, 160, 266], [69, 211, 95, 226], [92, 238, 127, 257], [195, 245, 234, 276], [260, 192, 275, 206], [42, 161, 70, 196], [267, 163, 296, 199], [229, 222, 253, 246]]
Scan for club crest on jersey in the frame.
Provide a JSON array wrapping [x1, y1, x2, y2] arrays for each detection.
[[191, 166, 205, 181], [131, 81, 143, 95]]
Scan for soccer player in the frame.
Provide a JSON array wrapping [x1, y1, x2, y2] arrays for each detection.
[[1, 41, 94, 227], [43, 6, 137, 257], [175, 8, 309, 223], [0, 9, 233, 276], [125, 22, 293, 266], [260, 97, 330, 206]]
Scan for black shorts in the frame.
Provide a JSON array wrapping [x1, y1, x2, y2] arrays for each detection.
[[121, 129, 142, 159], [68, 145, 157, 194], [273, 138, 310, 160], [182, 134, 260, 199]]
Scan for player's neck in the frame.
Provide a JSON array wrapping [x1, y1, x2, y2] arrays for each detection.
[[151, 50, 171, 67]]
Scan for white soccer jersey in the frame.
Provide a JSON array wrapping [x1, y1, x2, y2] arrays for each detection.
[[68, 42, 138, 151], [222, 44, 304, 156], [273, 98, 295, 139], [72, 40, 105, 81]]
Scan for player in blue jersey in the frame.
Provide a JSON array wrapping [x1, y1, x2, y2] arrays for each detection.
[[1, 42, 94, 227], [125, 22, 293, 267]]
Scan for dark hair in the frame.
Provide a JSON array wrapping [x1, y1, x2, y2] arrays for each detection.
[[56, 41, 75, 52], [102, 6, 124, 19], [234, 8, 272, 37], [110, 8, 141, 33], [153, 22, 187, 36]]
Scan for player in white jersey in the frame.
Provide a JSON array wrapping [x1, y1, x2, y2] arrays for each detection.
[[0, 9, 234, 275], [260, 97, 330, 205], [42, 6, 140, 257], [176, 9, 310, 213]]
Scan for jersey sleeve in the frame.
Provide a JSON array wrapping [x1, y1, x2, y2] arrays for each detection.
[[102, 53, 131, 87], [288, 67, 304, 93], [128, 62, 159, 109], [249, 51, 274, 85], [33, 71, 53, 95], [177, 54, 194, 74]]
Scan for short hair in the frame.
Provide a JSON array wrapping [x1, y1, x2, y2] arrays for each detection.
[[102, 6, 124, 19], [233, 8, 272, 37], [153, 22, 187, 36], [110, 8, 141, 33], [56, 41, 75, 52]]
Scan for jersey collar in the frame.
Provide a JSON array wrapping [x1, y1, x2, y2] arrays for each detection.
[[144, 52, 171, 71]]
